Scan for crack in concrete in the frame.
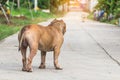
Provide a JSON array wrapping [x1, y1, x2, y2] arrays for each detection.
[[82, 26, 120, 66]]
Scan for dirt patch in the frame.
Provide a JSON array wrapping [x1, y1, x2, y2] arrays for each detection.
[[13, 15, 27, 20], [0, 14, 27, 25]]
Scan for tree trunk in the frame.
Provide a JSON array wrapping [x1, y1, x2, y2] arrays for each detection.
[[50, 0, 58, 14], [34, 0, 38, 12], [17, 0, 20, 9]]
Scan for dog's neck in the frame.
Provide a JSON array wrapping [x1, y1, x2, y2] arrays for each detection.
[[49, 23, 64, 34]]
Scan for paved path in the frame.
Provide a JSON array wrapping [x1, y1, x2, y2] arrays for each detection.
[[0, 12, 120, 80]]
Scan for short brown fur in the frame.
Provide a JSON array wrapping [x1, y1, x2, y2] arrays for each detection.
[[18, 19, 66, 72]]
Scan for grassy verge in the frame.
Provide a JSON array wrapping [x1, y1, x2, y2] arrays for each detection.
[[88, 13, 119, 25], [87, 13, 94, 20], [0, 24, 20, 40], [0, 8, 61, 40]]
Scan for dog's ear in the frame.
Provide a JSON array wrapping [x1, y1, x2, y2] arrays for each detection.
[[53, 18, 57, 21], [49, 18, 57, 26], [51, 18, 57, 23], [60, 19, 63, 22], [62, 23, 66, 35], [59, 20, 66, 35]]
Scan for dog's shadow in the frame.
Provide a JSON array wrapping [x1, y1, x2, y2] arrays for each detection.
[[0, 62, 61, 73]]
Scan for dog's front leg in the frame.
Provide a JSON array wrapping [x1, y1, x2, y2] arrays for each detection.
[[39, 51, 46, 69], [54, 47, 62, 70]]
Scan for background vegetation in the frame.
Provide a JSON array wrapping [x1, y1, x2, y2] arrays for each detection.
[[95, 0, 120, 18], [0, 0, 69, 40], [0, 8, 56, 40], [50, 0, 69, 14], [0, 0, 64, 40], [89, 0, 120, 25]]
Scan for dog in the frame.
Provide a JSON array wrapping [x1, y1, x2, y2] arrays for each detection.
[[18, 19, 66, 72]]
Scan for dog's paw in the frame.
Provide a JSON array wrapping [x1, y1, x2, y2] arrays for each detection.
[[55, 67, 63, 70], [39, 65, 46, 69]]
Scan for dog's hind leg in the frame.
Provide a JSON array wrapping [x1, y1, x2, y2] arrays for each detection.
[[21, 46, 27, 71], [26, 43, 38, 72]]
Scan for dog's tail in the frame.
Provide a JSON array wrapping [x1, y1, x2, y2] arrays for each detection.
[[18, 31, 24, 51], [18, 27, 26, 51]]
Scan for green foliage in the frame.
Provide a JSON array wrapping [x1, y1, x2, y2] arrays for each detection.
[[95, 0, 120, 18], [0, 24, 20, 40], [38, 0, 50, 9], [0, 8, 57, 40], [114, 1, 120, 18], [18, 0, 50, 9], [50, 0, 59, 14], [21, 0, 30, 8], [50, 0, 69, 14], [11, 8, 55, 20], [87, 12, 94, 19], [8, 0, 31, 8], [0, 0, 7, 5]]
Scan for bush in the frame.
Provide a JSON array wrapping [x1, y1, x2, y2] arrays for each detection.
[[38, 0, 50, 9]]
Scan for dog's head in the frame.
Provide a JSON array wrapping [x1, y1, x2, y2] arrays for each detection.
[[49, 19, 66, 35]]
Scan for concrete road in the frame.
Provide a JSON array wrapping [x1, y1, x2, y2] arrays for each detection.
[[0, 12, 120, 80]]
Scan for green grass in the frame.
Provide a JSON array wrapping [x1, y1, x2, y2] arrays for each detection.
[[0, 24, 20, 40], [88, 13, 119, 25], [87, 13, 94, 20], [0, 8, 62, 40], [11, 8, 56, 19]]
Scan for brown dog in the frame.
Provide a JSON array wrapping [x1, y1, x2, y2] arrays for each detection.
[[18, 19, 66, 72]]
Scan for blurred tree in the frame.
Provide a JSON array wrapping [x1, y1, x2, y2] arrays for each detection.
[[50, 0, 59, 14], [95, 0, 120, 18], [17, 0, 20, 9], [19, 0, 50, 9], [0, 0, 7, 5], [50, 0, 69, 14], [114, 0, 120, 18], [38, 0, 50, 9], [60, 0, 66, 12]]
